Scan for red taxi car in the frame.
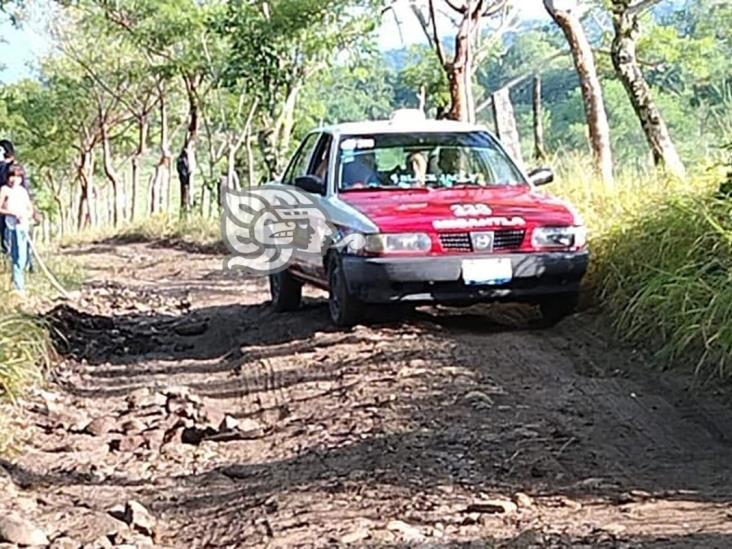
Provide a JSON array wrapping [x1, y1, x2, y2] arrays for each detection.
[[269, 111, 589, 326]]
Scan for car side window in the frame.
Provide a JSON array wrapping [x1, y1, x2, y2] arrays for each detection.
[[282, 133, 319, 185], [308, 133, 333, 185]]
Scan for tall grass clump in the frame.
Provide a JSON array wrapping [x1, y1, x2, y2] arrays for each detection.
[[0, 302, 53, 452], [551, 153, 732, 381], [61, 213, 222, 251], [122, 213, 222, 245], [0, 244, 81, 452], [0, 308, 52, 398]]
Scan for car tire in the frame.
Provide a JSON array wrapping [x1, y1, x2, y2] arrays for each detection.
[[538, 293, 579, 327], [328, 254, 365, 327], [269, 269, 302, 312]]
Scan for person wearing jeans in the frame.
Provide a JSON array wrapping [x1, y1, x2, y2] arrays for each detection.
[[0, 140, 33, 270], [0, 164, 33, 293]]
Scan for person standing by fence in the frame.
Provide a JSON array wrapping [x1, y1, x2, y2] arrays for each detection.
[[0, 140, 14, 254], [0, 140, 34, 271], [0, 164, 34, 294]]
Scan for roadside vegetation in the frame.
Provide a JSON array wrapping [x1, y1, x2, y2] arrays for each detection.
[[554, 155, 732, 381], [0, 250, 82, 451], [60, 214, 222, 253]]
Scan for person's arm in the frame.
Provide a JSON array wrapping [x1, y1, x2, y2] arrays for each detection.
[[0, 187, 11, 216]]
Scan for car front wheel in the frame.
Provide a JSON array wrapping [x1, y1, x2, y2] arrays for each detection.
[[328, 254, 365, 327], [269, 269, 302, 312]]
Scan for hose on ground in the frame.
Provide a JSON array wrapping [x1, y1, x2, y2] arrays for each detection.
[[27, 236, 72, 300]]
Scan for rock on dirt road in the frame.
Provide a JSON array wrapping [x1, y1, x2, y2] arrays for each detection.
[[2, 241, 732, 548]]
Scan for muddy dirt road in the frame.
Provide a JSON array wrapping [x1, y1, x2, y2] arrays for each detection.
[[2, 241, 732, 548]]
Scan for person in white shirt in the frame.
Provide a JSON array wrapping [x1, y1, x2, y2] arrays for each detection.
[[0, 164, 34, 293]]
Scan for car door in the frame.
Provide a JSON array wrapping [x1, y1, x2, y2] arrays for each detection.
[[293, 132, 334, 281], [280, 133, 321, 276]]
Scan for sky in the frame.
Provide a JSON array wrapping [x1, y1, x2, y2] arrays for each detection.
[[0, 0, 551, 84], [0, 21, 49, 83], [0, 0, 54, 84]]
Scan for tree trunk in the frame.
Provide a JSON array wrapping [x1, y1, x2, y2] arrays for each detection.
[[77, 150, 95, 230], [544, 0, 614, 185], [446, 19, 471, 122], [47, 172, 65, 238], [67, 185, 76, 235], [149, 164, 161, 214], [245, 126, 256, 187], [260, 84, 301, 179], [150, 90, 172, 214], [224, 101, 258, 192], [178, 75, 199, 215], [226, 146, 237, 191], [533, 75, 548, 162], [100, 120, 121, 226], [279, 84, 300, 155], [131, 115, 148, 221], [611, 1, 685, 178]]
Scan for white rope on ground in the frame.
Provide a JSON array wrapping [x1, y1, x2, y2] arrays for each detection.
[[27, 235, 72, 300]]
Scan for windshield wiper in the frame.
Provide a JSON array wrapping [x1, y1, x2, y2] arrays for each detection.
[[433, 183, 481, 190], [341, 185, 399, 192], [342, 185, 432, 192]]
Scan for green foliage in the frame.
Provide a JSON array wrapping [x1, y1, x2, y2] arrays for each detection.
[[396, 45, 450, 116], [0, 248, 82, 402], [0, 309, 50, 399], [297, 53, 394, 131], [120, 213, 221, 248], [0, 0, 23, 25], [219, 0, 380, 113], [720, 142, 732, 196], [606, 194, 732, 381], [553, 158, 732, 381]]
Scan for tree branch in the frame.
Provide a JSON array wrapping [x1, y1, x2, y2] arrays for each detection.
[[628, 0, 659, 16], [443, 0, 467, 14], [428, 0, 447, 68]]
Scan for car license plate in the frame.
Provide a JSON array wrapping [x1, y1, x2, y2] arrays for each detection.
[[462, 258, 513, 286]]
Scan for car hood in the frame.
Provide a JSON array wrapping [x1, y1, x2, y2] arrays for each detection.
[[338, 186, 579, 232]]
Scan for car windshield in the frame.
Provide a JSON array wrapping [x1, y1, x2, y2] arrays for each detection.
[[337, 131, 525, 191]]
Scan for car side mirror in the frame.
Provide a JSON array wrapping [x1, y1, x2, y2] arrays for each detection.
[[294, 175, 325, 195], [528, 167, 554, 187]]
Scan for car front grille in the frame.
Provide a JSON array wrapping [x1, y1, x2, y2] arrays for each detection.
[[438, 229, 526, 253], [493, 229, 526, 251], [439, 232, 473, 253]]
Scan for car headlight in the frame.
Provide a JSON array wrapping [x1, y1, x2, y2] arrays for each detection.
[[532, 226, 587, 250], [364, 233, 432, 254]]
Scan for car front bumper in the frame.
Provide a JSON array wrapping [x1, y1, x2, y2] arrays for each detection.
[[341, 251, 589, 304]]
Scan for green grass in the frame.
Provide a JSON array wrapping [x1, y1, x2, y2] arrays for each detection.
[[0, 250, 82, 400], [552, 155, 732, 382], [0, 244, 83, 451], [61, 213, 222, 251], [120, 213, 222, 247], [0, 308, 52, 398]]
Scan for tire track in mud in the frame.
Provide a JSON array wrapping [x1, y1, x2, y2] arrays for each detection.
[[3, 241, 732, 548]]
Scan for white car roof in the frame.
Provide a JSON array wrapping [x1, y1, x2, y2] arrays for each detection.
[[318, 118, 489, 136]]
